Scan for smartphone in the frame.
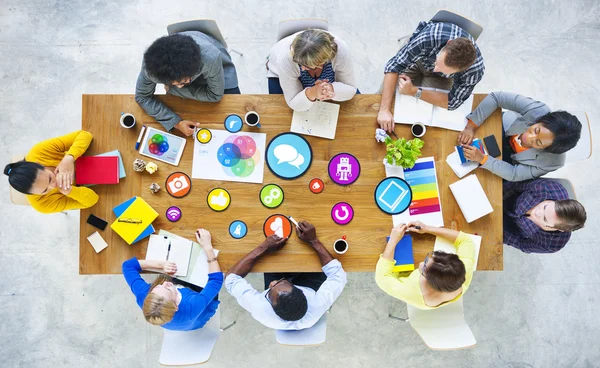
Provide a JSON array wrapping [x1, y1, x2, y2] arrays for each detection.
[[483, 135, 501, 158], [87, 214, 108, 231]]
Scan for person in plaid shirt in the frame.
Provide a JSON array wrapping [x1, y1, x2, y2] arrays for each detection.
[[503, 179, 587, 253], [377, 21, 485, 132]]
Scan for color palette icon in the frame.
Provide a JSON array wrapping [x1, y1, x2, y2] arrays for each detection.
[[331, 202, 354, 225], [165, 206, 182, 222], [403, 160, 442, 217], [374, 177, 412, 215], [328, 153, 360, 185]]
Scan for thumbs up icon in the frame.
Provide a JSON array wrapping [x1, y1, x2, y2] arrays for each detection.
[[210, 191, 228, 207]]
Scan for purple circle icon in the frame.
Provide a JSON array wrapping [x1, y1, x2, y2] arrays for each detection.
[[328, 153, 360, 185], [331, 202, 354, 225], [166, 206, 182, 222]]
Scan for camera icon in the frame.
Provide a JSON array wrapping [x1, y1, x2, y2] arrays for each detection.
[[168, 175, 189, 194]]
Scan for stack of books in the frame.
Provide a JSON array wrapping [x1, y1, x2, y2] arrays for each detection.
[[111, 197, 158, 244]]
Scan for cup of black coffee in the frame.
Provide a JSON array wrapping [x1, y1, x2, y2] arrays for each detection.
[[244, 111, 261, 128], [333, 236, 348, 254], [120, 113, 136, 129], [411, 122, 426, 137]]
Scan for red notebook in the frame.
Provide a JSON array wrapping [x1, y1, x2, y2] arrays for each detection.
[[75, 156, 119, 185]]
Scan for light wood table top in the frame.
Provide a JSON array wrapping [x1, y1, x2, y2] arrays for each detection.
[[80, 94, 503, 274]]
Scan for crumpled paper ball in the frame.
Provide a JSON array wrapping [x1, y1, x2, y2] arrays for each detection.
[[375, 128, 389, 143], [145, 162, 158, 174], [149, 182, 161, 194], [133, 158, 146, 172]]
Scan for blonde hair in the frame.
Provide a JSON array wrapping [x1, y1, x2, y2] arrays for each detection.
[[291, 29, 338, 68], [142, 275, 177, 325]]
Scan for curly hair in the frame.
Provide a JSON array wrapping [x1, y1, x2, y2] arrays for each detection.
[[444, 38, 477, 71], [272, 286, 308, 321], [143, 34, 201, 84], [535, 111, 582, 154]]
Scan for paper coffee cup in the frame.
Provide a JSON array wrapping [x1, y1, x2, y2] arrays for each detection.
[[333, 236, 348, 254], [411, 122, 426, 137], [120, 113, 136, 129], [244, 111, 261, 127]]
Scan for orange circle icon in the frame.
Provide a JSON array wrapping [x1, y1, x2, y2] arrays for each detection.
[[263, 214, 293, 238], [309, 178, 324, 194], [165, 172, 192, 198]]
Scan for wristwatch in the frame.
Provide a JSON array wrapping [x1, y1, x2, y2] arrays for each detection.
[[414, 87, 423, 100], [207, 257, 218, 263]]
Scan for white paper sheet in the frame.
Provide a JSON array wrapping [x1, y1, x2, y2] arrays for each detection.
[[449, 174, 493, 223], [434, 233, 482, 271], [393, 91, 434, 126], [145, 234, 192, 277], [290, 101, 340, 139], [430, 95, 473, 131], [446, 151, 478, 178]]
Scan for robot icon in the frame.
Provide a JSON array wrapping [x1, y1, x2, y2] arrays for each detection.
[[328, 153, 361, 186], [336, 157, 353, 181]]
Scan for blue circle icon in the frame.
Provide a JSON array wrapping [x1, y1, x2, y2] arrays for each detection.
[[374, 177, 412, 215], [229, 220, 248, 239], [266, 133, 313, 180], [225, 114, 243, 133]]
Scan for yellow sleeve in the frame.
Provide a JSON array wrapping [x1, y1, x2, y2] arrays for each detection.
[[455, 232, 476, 291], [29, 130, 93, 161], [375, 256, 423, 306], [28, 187, 99, 213]]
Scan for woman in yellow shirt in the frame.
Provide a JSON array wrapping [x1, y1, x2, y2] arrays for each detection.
[[3, 130, 99, 213], [375, 221, 475, 310]]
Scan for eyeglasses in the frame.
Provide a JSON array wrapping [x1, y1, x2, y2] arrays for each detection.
[[118, 218, 142, 224], [420, 252, 432, 276], [264, 277, 293, 306]]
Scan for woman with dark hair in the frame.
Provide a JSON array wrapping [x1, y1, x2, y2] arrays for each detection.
[[4, 130, 99, 213], [457, 91, 582, 181], [375, 221, 475, 310], [503, 179, 587, 253], [122, 228, 223, 330]]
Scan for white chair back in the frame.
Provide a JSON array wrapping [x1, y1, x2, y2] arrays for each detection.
[[566, 111, 592, 163], [167, 19, 228, 48], [430, 10, 483, 40], [407, 298, 476, 350], [9, 154, 30, 206], [159, 308, 221, 365], [277, 19, 329, 41], [543, 178, 577, 200], [275, 313, 327, 346]]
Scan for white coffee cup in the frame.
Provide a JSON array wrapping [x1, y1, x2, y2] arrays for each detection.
[[120, 113, 136, 129], [411, 122, 426, 138], [244, 111, 261, 128], [333, 236, 348, 255]]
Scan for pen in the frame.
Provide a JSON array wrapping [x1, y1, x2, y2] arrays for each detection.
[[135, 125, 146, 150], [165, 237, 172, 259], [288, 216, 299, 227], [407, 225, 421, 231], [391, 131, 399, 139]]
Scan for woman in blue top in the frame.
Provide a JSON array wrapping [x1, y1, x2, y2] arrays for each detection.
[[122, 228, 223, 330]]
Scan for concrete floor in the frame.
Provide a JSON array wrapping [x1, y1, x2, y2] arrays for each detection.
[[1, 1, 599, 367]]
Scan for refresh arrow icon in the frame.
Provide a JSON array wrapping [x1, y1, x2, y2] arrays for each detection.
[[335, 206, 350, 221]]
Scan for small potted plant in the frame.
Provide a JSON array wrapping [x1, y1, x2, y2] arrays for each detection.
[[383, 135, 424, 169]]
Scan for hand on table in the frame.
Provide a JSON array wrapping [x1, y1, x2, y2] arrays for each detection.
[[195, 228, 213, 251], [398, 74, 417, 96], [260, 235, 288, 252], [55, 154, 74, 190], [389, 223, 407, 243], [458, 124, 477, 145], [407, 220, 428, 234], [462, 144, 486, 164], [175, 120, 200, 136], [296, 221, 318, 244], [162, 261, 178, 275], [377, 109, 395, 133]]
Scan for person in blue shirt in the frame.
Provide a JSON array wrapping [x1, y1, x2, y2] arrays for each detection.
[[122, 228, 223, 330]]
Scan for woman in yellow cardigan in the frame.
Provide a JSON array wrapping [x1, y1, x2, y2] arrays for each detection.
[[375, 221, 475, 310], [3, 130, 99, 213]]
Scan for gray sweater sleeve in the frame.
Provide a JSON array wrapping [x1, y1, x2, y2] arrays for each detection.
[[480, 156, 550, 182], [134, 68, 182, 132], [467, 91, 550, 127]]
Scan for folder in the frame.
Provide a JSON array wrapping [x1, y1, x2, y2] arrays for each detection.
[[75, 156, 119, 185], [113, 197, 155, 244], [387, 235, 415, 272], [111, 197, 158, 244]]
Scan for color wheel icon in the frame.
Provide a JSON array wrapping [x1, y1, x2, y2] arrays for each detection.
[[217, 134, 260, 178], [263, 214, 292, 238]]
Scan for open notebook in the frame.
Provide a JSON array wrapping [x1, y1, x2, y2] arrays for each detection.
[[290, 101, 340, 139], [393, 92, 474, 131], [434, 233, 482, 271], [146, 235, 193, 277]]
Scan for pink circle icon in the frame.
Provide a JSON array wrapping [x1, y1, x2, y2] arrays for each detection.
[[331, 202, 354, 225]]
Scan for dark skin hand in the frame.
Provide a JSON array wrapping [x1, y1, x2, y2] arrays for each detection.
[[295, 221, 334, 267], [226, 235, 288, 278]]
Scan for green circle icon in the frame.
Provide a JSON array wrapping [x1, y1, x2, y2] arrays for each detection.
[[260, 184, 284, 209]]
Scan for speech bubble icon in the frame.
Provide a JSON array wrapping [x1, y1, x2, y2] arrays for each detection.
[[288, 153, 305, 169], [274, 144, 299, 164]]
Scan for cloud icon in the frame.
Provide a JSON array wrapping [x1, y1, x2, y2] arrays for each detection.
[[274, 144, 305, 169]]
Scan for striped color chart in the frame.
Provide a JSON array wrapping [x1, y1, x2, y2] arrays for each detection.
[[403, 159, 441, 216]]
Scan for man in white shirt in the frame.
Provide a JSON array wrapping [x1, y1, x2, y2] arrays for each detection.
[[225, 221, 347, 330]]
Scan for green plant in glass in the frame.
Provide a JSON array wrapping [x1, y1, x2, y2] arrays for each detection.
[[384, 136, 424, 169]]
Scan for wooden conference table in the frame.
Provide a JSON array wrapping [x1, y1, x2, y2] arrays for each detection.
[[79, 94, 503, 274]]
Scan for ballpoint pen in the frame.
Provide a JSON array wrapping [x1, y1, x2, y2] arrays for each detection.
[[135, 125, 146, 150]]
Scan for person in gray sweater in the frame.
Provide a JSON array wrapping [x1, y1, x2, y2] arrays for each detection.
[[458, 91, 581, 181], [135, 32, 239, 136]]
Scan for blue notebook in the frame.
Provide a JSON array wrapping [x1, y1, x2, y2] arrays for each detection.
[[386, 234, 415, 272], [455, 139, 485, 164], [113, 196, 155, 244]]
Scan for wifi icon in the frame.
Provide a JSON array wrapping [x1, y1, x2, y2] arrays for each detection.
[[166, 206, 182, 222]]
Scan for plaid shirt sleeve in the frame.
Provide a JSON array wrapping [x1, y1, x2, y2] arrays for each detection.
[[447, 62, 484, 110], [384, 22, 442, 74]]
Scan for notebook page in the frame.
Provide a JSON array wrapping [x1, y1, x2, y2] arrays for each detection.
[[430, 95, 473, 131], [145, 235, 168, 261], [290, 101, 340, 139], [167, 238, 193, 277], [446, 151, 478, 178], [393, 91, 434, 126]]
